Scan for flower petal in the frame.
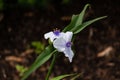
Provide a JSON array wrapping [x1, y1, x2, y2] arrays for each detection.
[[44, 32, 53, 39], [64, 47, 74, 62], [53, 37, 66, 52], [44, 32, 55, 42], [63, 32, 73, 42], [60, 32, 65, 37]]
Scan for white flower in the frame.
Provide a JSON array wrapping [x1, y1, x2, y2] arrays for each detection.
[[53, 32, 74, 62], [44, 29, 65, 42]]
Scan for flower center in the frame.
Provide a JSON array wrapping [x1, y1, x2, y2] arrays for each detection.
[[66, 42, 71, 47], [53, 30, 60, 36]]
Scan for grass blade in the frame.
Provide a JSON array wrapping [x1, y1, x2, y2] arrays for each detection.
[[21, 45, 56, 80]]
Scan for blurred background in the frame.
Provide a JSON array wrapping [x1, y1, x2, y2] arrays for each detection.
[[0, 0, 120, 80]]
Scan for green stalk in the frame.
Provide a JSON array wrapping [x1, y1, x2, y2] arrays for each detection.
[[45, 52, 57, 80]]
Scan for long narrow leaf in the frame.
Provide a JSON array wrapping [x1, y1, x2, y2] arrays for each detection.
[[73, 16, 107, 34], [74, 4, 90, 28], [51, 74, 75, 80], [70, 73, 81, 80], [21, 45, 56, 80], [63, 15, 78, 32], [63, 4, 90, 32]]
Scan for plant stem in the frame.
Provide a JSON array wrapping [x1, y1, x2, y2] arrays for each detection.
[[45, 52, 57, 80]]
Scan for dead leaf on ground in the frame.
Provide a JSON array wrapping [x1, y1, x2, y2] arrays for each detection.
[[97, 46, 114, 57], [5, 56, 26, 63], [20, 49, 34, 57]]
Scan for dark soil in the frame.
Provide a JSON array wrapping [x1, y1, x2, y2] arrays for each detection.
[[0, 0, 120, 80]]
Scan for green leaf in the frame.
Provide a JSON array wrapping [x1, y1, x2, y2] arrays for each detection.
[[31, 41, 44, 49], [27, 0, 35, 6], [73, 16, 107, 34], [63, 15, 78, 32], [31, 41, 45, 54], [0, 0, 3, 10], [71, 73, 81, 80], [62, 0, 71, 4], [16, 64, 27, 76], [21, 45, 56, 80], [51, 74, 75, 80], [74, 4, 90, 28], [63, 4, 90, 32]]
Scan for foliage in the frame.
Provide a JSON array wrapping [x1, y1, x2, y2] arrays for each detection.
[[16, 64, 27, 76], [62, 0, 71, 4], [21, 45, 56, 80], [51, 74, 75, 80], [0, 0, 71, 10], [51, 73, 81, 80], [21, 4, 107, 80], [0, 0, 3, 10], [31, 41, 45, 54]]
